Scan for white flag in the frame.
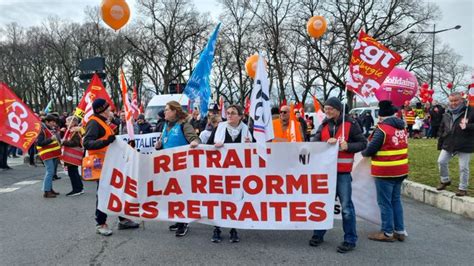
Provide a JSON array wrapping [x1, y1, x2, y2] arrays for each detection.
[[249, 53, 274, 158]]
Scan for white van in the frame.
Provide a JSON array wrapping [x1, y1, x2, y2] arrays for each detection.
[[145, 94, 189, 124], [349, 107, 379, 124]]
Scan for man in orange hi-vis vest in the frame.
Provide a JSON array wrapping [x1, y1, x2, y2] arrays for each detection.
[[309, 97, 367, 253], [272, 105, 304, 142], [83, 98, 140, 236]]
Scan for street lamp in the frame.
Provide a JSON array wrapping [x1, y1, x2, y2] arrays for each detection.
[[409, 24, 461, 90]]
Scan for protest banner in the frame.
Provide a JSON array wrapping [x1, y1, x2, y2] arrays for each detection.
[[117, 132, 161, 154], [350, 153, 381, 225], [98, 141, 338, 230]]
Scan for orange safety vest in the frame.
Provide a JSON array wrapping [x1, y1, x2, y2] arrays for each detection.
[[82, 115, 114, 181], [369, 124, 409, 178], [36, 127, 61, 161], [320, 121, 354, 173], [404, 111, 415, 125], [272, 119, 303, 142], [60, 129, 83, 166]]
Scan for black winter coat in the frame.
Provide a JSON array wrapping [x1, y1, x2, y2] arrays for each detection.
[[438, 106, 474, 153], [429, 105, 445, 127], [83, 115, 112, 151], [138, 121, 152, 134]]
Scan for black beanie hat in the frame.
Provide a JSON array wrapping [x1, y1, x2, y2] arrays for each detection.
[[378, 100, 396, 117], [324, 97, 343, 112], [44, 114, 58, 123], [92, 98, 109, 114]]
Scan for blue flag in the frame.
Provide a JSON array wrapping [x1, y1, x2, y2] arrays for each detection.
[[184, 23, 221, 117], [43, 99, 53, 114]]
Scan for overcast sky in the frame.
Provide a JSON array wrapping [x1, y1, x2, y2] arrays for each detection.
[[0, 0, 472, 68]]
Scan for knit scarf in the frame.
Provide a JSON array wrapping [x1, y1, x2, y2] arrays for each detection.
[[213, 121, 250, 143]]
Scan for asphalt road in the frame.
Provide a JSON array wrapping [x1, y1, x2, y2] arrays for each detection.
[[1, 161, 473, 265]]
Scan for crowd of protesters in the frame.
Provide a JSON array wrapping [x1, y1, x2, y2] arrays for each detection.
[[1, 91, 472, 254]]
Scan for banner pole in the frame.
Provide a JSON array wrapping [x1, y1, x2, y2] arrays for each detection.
[[342, 86, 348, 140]]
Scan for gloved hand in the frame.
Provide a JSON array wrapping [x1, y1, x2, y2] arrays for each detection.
[[107, 135, 116, 144]]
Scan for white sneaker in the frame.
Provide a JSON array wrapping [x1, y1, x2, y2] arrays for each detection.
[[96, 224, 113, 236]]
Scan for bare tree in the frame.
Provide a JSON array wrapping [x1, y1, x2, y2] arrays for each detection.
[[127, 0, 211, 94]]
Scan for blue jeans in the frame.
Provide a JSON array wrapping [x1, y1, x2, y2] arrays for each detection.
[[313, 173, 357, 245], [42, 158, 57, 191], [374, 178, 404, 234]]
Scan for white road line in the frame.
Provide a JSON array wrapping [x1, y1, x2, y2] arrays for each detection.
[[0, 188, 20, 193], [0, 179, 43, 194], [14, 180, 41, 186]]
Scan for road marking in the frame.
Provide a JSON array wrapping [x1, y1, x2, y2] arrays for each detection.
[[0, 188, 20, 193], [0, 179, 42, 194], [14, 180, 41, 186]]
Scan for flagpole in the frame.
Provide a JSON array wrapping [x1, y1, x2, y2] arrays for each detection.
[[463, 100, 469, 120], [342, 86, 348, 140]]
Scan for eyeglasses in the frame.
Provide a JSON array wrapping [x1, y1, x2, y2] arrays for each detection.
[[226, 112, 239, 116], [279, 111, 288, 114], [323, 106, 335, 112]]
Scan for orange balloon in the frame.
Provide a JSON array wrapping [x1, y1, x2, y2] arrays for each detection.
[[307, 16, 327, 39], [245, 54, 268, 79], [101, 0, 130, 31], [245, 54, 259, 79]]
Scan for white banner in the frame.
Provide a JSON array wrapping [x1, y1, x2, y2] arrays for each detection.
[[351, 153, 381, 225], [117, 132, 161, 154], [98, 141, 338, 230], [332, 154, 381, 225]]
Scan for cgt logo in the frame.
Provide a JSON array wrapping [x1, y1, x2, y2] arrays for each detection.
[[298, 147, 311, 165]]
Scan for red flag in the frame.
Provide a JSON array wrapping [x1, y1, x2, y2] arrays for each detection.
[[312, 95, 325, 129], [346, 31, 402, 103], [74, 74, 115, 123], [219, 96, 226, 119], [312, 95, 321, 112], [131, 85, 140, 119], [186, 100, 191, 113], [294, 102, 305, 118], [139, 101, 145, 114], [244, 96, 251, 115], [280, 98, 287, 108], [288, 103, 298, 142], [120, 69, 135, 140], [0, 83, 42, 152]]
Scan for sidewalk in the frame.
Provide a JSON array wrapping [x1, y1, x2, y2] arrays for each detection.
[[402, 180, 474, 219]]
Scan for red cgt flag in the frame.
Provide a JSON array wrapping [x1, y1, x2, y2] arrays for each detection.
[[74, 74, 115, 123], [0, 83, 42, 152], [346, 30, 402, 103]]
